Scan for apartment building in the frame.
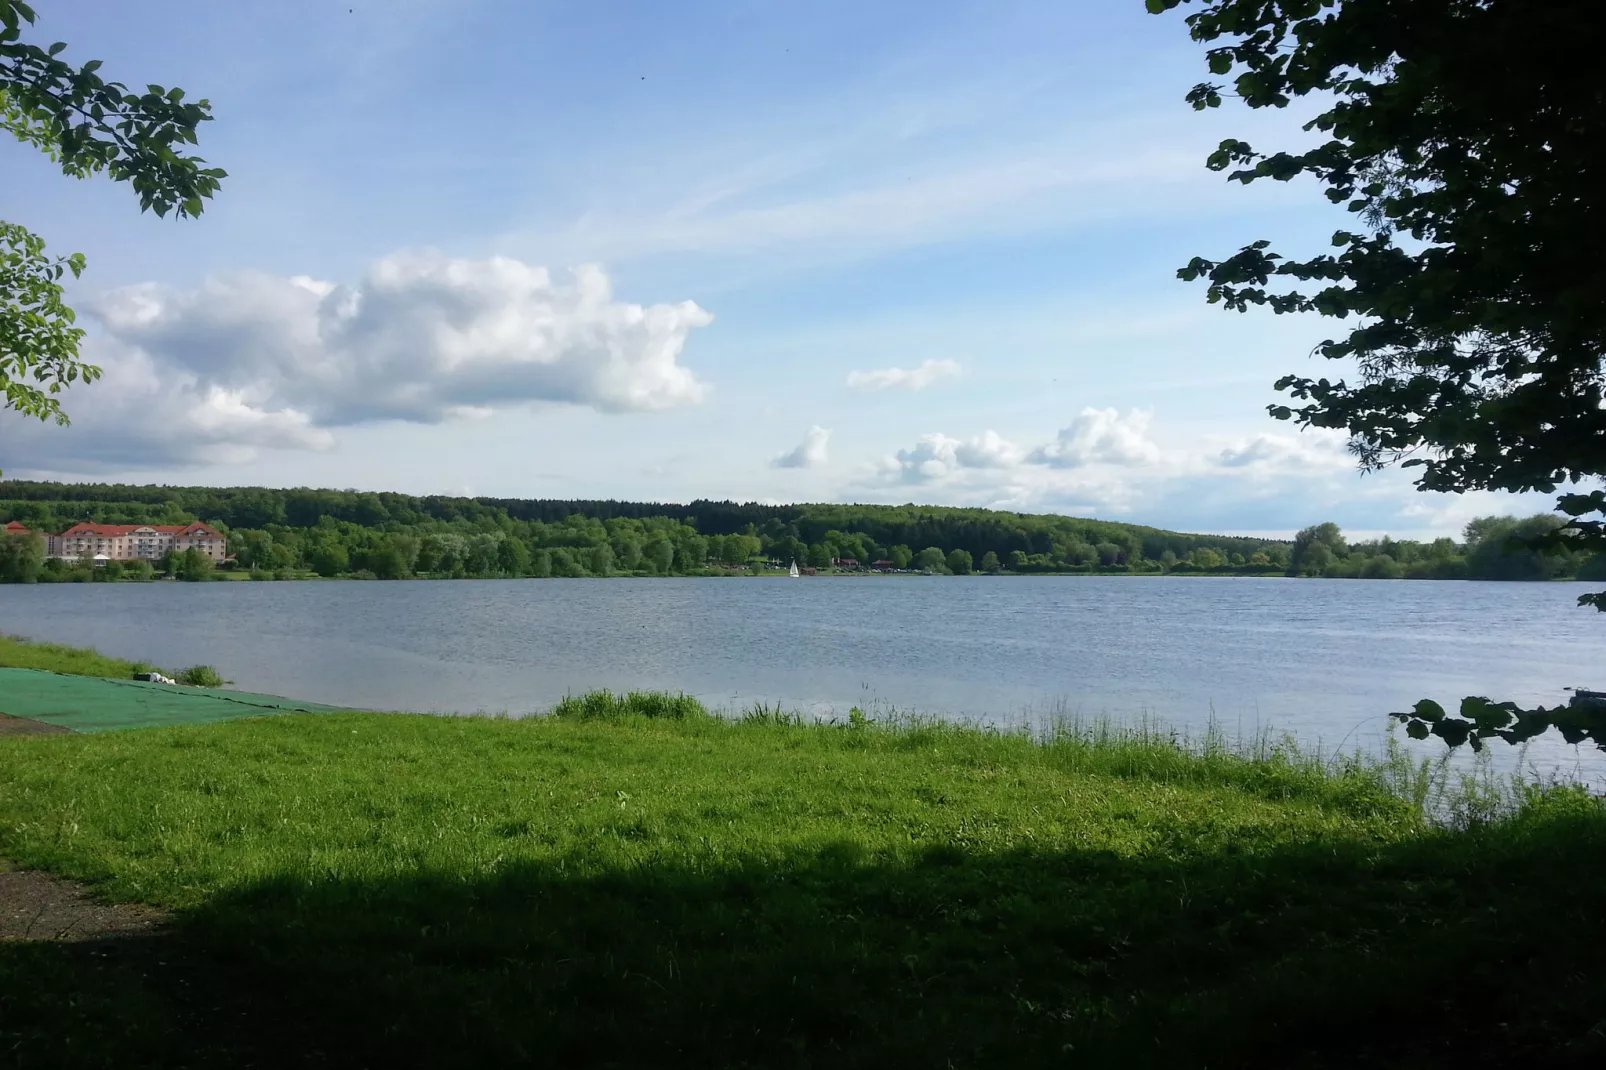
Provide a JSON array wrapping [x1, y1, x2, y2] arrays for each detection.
[[48, 522, 228, 562]]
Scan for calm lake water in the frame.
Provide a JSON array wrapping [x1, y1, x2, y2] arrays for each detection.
[[3, 576, 1604, 778]]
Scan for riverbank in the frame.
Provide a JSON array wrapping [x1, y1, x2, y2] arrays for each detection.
[[3, 666, 1605, 1065], [0, 633, 225, 686], [14, 562, 1300, 582]]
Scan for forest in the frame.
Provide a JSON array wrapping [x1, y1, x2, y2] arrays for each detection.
[[1, 481, 1601, 584]]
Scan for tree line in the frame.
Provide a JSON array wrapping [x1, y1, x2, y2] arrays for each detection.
[[1, 481, 1599, 584]]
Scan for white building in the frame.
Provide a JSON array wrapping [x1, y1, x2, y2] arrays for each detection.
[[48, 522, 228, 562]]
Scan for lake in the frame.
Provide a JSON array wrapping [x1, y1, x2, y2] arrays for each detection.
[[3, 576, 1603, 779]]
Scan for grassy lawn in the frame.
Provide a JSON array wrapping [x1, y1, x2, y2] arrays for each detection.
[[3, 697, 1605, 1067]]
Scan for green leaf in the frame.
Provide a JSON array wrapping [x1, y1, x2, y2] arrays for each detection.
[[1410, 699, 1446, 723], [1460, 697, 1514, 732]]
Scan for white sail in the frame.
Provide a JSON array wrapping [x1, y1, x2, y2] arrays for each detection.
[[789, 560, 800, 578]]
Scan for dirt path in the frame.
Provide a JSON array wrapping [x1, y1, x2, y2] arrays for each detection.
[[0, 863, 348, 1065], [0, 712, 71, 736], [0, 863, 167, 942]]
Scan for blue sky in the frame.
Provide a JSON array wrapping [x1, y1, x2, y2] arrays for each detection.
[[1, 0, 1549, 536]]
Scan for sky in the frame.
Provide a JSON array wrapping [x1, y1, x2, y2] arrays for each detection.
[[0, 0, 1553, 538]]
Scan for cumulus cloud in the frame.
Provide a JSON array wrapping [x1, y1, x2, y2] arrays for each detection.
[[1027, 407, 1161, 469], [846, 358, 960, 392], [864, 411, 1166, 511], [879, 430, 1022, 483], [1213, 431, 1353, 472], [772, 425, 831, 469], [0, 254, 712, 472], [851, 411, 1545, 538], [0, 339, 335, 473], [874, 411, 1160, 491]]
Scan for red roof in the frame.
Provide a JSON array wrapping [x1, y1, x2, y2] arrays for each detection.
[[56, 522, 222, 537], [4, 520, 31, 534]]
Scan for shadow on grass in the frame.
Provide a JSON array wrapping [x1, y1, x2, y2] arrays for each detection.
[[6, 795, 1606, 1068]]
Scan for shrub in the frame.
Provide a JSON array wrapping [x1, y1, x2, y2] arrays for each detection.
[[175, 665, 227, 688], [549, 690, 708, 721]]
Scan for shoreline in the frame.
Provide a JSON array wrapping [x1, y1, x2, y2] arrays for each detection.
[[13, 566, 1592, 584]]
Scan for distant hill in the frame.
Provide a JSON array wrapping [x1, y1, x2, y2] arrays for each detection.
[[4, 480, 1594, 583], [0, 479, 1286, 576]]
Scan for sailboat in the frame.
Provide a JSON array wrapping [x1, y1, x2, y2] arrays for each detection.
[[788, 560, 800, 578]]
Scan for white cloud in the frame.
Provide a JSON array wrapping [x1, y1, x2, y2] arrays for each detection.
[[0, 339, 335, 473], [878, 430, 1023, 484], [772, 425, 831, 469], [851, 411, 1551, 539], [872, 414, 1159, 494], [954, 429, 1024, 469], [1027, 408, 1162, 468], [846, 358, 961, 391], [0, 254, 712, 472], [862, 411, 1355, 523], [1213, 431, 1354, 472]]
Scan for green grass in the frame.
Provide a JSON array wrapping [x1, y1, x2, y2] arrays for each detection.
[[551, 688, 710, 720], [2, 693, 1604, 1066], [0, 633, 159, 679], [172, 665, 227, 688], [1, 634, 224, 688]]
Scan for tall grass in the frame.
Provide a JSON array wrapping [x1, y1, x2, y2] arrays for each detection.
[[173, 665, 227, 688], [549, 689, 708, 720], [550, 690, 1535, 823], [1, 634, 227, 689], [0, 633, 158, 679]]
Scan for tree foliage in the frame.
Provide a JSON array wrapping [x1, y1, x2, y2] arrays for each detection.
[[1393, 694, 1606, 753], [170, 546, 214, 582], [0, 481, 1296, 570], [2, 481, 1598, 584], [1150, 0, 1606, 609], [0, 222, 89, 424], [2, 1, 224, 214], [2, 0, 223, 458], [0, 527, 42, 581]]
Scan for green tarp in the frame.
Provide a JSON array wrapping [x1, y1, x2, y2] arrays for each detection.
[[0, 668, 350, 733]]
